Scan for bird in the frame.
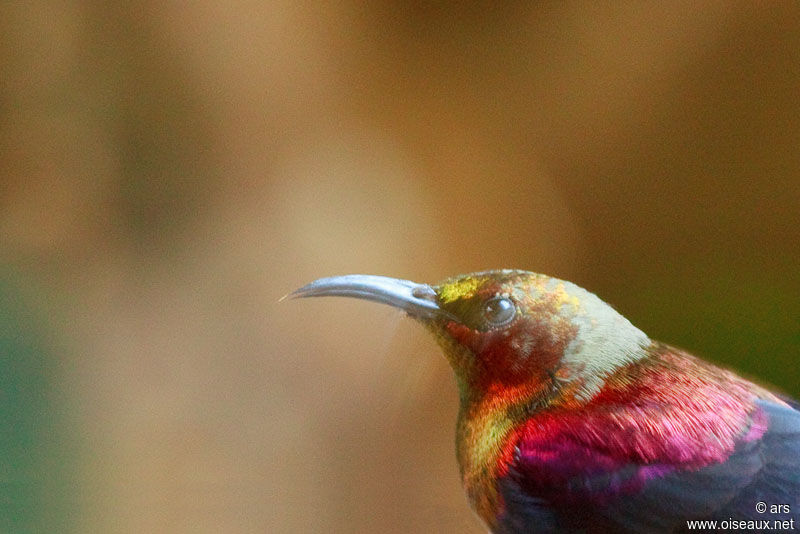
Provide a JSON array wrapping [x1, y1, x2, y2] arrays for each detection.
[[289, 270, 800, 533]]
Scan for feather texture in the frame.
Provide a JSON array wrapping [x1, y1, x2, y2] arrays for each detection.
[[492, 346, 800, 533]]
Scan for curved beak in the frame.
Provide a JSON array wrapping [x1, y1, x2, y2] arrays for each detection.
[[287, 274, 447, 320]]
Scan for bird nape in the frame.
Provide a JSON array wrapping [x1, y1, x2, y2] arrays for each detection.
[[290, 270, 800, 533]]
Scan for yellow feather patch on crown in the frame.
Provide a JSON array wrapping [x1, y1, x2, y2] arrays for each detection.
[[438, 276, 486, 304]]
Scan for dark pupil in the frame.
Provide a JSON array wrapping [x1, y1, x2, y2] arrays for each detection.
[[484, 297, 515, 325]]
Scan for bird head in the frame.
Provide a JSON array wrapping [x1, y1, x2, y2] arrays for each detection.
[[290, 270, 650, 404]]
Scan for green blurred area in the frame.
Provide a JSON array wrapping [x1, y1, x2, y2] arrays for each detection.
[[0, 276, 72, 533], [1, 2, 798, 533], [622, 265, 800, 397]]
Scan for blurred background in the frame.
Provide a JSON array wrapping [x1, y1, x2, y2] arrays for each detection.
[[1, 2, 799, 532]]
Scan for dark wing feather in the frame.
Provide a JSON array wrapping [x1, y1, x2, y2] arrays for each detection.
[[496, 399, 800, 533], [714, 400, 800, 521], [491, 484, 562, 534]]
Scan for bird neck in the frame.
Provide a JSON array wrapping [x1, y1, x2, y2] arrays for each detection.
[[454, 380, 553, 526], [547, 279, 651, 400]]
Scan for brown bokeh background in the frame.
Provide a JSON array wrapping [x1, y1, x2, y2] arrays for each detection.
[[2, 3, 799, 532]]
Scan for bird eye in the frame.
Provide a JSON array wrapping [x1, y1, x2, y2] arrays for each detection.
[[483, 297, 516, 326]]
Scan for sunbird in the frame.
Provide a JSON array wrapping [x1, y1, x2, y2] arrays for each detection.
[[290, 270, 799, 533]]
